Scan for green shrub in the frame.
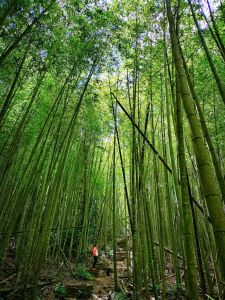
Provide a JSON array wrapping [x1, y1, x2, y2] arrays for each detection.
[[54, 283, 67, 299], [112, 291, 128, 300], [105, 246, 113, 258], [73, 264, 93, 280]]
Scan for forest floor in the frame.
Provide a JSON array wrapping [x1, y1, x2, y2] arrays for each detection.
[[0, 242, 187, 299], [0, 247, 131, 300]]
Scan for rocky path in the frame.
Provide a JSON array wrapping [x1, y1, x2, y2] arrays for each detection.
[[89, 247, 129, 300]]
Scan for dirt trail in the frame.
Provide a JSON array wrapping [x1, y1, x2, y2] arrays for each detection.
[[56, 245, 130, 300], [88, 247, 129, 300], [64, 246, 129, 300]]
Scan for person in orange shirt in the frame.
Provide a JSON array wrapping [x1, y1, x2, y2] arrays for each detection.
[[92, 243, 99, 269]]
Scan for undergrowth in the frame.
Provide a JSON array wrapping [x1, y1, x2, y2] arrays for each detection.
[[73, 264, 93, 280], [54, 283, 67, 299]]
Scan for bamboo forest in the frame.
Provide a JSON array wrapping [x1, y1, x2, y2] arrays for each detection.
[[0, 0, 225, 299]]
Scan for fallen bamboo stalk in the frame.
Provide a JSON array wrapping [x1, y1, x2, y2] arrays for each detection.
[[0, 273, 16, 284]]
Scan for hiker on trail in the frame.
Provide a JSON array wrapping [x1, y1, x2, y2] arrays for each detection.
[[92, 243, 98, 269]]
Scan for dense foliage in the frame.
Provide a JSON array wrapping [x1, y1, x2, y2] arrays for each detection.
[[0, 0, 225, 299]]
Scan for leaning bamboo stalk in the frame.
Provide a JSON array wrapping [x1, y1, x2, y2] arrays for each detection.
[[166, 0, 225, 280], [174, 75, 199, 299], [179, 45, 225, 203]]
